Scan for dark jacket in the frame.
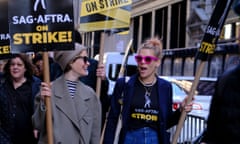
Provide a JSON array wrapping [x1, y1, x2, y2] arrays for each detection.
[[0, 75, 41, 144], [202, 64, 240, 144], [80, 58, 110, 129], [103, 74, 181, 144]]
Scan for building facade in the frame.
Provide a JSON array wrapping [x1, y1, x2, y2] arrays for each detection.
[[131, 0, 239, 50], [80, 0, 239, 58]]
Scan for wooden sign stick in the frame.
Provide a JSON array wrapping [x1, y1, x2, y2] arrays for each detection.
[[96, 32, 105, 98], [100, 39, 133, 144], [43, 52, 53, 144], [172, 61, 205, 144]]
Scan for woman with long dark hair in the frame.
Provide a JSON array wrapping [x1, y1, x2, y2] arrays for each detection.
[[0, 54, 41, 144]]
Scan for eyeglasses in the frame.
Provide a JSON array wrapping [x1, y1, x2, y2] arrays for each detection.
[[73, 56, 89, 64], [135, 55, 158, 64]]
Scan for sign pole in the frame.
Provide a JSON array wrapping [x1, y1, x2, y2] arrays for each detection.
[[118, 39, 133, 78], [172, 61, 205, 144], [96, 32, 105, 98], [100, 39, 133, 144], [43, 52, 53, 144]]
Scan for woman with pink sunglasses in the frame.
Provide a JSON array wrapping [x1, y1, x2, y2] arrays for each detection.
[[103, 37, 192, 144]]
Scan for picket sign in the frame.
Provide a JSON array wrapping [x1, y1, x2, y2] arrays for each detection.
[[172, 1, 234, 143]]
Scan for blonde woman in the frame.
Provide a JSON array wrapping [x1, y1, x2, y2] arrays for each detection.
[[103, 37, 192, 144]]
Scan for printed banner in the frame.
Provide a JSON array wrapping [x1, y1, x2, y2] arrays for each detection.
[[8, 0, 75, 53], [0, 0, 11, 59], [196, 0, 234, 61], [79, 0, 132, 32]]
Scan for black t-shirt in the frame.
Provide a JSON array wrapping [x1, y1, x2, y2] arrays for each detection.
[[128, 79, 160, 131]]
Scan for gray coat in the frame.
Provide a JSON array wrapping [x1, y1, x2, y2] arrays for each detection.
[[32, 75, 101, 144]]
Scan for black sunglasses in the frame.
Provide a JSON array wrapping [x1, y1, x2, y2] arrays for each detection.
[[73, 56, 89, 64]]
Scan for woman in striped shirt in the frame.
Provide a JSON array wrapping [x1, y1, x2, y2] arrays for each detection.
[[32, 43, 102, 144]]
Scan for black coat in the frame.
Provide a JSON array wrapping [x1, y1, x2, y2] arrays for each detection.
[[0, 76, 41, 144], [202, 64, 240, 144]]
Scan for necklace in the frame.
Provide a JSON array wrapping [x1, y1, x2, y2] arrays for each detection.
[[138, 77, 157, 108], [138, 77, 157, 87]]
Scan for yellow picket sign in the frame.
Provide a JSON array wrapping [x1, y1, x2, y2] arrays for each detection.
[[79, 0, 132, 32], [81, 0, 131, 16]]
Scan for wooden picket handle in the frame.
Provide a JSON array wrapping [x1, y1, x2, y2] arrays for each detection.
[[96, 32, 105, 98], [172, 61, 205, 144], [43, 52, 53, 144], [118, 39, 133, 78], [100, 39, 133, 144]]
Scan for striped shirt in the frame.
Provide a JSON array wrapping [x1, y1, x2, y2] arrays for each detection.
[[66, 80, 78, 98]]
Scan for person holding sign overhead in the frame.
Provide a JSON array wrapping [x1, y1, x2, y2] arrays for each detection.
[[103, 37, 193, 144], [32, 43, 101, 144]]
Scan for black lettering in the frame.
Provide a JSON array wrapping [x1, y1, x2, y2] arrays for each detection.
[[99, 0, 105, 9], [86, 3, 92, 12], [86, 1, 98, 12], [109, 0, 115, 6], [91, 1, 98, 11], [104, 0, 109, 7]]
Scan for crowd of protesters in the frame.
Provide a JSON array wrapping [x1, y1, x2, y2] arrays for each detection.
[[0, 36, 191, 144], [2, 33, 240, 144], [0, 29, 111, 144], [8, 36, 238, 144]]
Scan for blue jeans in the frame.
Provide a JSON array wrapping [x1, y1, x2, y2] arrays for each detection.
[[124, 127, 159, 144]]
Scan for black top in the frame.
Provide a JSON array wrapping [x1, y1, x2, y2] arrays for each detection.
[[128, 79, 160, 131], [6, 78, 36, 144], [0, 77, 38, 144]]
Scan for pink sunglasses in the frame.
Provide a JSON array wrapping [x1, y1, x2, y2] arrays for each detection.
[[135, 55, 159, 64]]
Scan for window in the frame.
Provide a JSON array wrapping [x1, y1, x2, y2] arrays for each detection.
[[108, 64, 137, 81]]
